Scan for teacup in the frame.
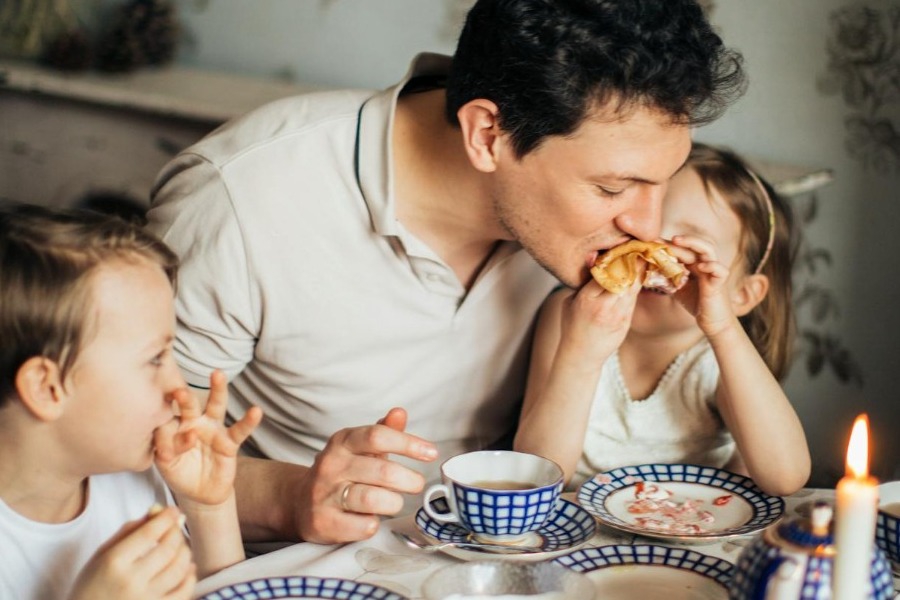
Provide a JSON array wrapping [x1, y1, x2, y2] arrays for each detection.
[[877, 481, 900, 570], [421, 560, 594, 600], [422, 450, 563, 544]]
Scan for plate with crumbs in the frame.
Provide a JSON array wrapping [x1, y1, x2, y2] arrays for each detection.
[[577, 463, 784, 542]]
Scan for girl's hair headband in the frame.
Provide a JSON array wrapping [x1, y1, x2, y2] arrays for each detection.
[[746, 168, 775, 275]]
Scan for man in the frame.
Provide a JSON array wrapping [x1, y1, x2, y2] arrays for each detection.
[[147, 0, 745, 544]]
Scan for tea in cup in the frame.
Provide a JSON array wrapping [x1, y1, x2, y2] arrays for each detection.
[[422, 450, 563, 543]]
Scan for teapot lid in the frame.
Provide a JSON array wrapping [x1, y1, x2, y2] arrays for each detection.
[[765, 501, 836, 557]]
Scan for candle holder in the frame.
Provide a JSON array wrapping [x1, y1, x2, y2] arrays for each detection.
[[730, 502, 894, 599]]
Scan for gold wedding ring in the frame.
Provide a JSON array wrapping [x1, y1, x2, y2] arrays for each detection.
[[340, 482, 353, 512]]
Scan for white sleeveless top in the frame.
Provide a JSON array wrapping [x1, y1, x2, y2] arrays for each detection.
[[572, 339, 736, 488]]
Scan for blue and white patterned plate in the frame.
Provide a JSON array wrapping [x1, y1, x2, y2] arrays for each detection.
[[553, 544, 733, 599], [198, 576, 407, 600], [415, 497, 595, 560], [578, 464, 784, 542]]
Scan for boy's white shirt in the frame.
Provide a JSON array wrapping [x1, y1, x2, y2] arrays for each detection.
[[0, 468, 173, 600], [572, 338, 736, 489]]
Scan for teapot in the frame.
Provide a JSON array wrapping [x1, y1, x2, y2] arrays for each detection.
[[730, 502, 895, 599]]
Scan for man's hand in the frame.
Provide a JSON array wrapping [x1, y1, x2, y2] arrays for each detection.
[[294, 407, 438, 543], [68, 507, 195, 600]]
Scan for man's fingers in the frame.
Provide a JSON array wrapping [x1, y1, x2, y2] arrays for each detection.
[[320, 511, 381, 543], [337, 424, 437, 462], [377, 407, 407, 431], [324, 452, 426, 494], [338, 481, 405, 516]]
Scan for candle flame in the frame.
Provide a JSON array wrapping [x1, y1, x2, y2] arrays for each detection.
[[845, 414, 870, 479]]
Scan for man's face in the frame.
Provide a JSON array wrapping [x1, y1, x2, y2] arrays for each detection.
[[489, 104, 692, 288]]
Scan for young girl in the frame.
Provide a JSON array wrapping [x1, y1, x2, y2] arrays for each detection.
[[514, 143, 810, 497], [0, 203, 262, 599]]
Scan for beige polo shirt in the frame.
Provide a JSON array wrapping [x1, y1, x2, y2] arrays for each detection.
[[147, 54, 559, 481]]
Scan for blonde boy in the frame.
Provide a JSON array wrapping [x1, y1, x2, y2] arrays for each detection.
[[0, 203, 262, 599]]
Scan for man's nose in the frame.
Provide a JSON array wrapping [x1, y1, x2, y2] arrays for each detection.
[[614, 185, 664, 241]]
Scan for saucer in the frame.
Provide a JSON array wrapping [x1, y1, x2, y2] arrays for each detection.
[[578, 464, 784, 543], [198, 576, 407, 600], [553, 544, 733, 599], [415, 497, 595, 561]]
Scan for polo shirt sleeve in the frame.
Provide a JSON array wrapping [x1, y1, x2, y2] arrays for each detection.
[[147, 154, 259, 388]]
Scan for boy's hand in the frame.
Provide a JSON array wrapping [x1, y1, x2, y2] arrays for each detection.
[[154, 370, 263, 505], [68, 507, 195, 600]]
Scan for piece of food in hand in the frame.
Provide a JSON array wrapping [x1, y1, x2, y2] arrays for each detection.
[[591, 240, 689, 294], [147, 503, 186, 527]]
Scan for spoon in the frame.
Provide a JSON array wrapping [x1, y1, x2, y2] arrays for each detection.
[[393, 530, 545, 555]]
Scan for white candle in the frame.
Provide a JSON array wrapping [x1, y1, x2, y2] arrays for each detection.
[[832, 414, 879, 600]]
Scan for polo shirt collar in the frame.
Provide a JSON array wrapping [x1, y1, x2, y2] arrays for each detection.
[[356, 53, 452, 237]]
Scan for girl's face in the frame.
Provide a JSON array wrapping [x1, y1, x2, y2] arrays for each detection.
[[630, 165, 745, 335], [56, 259, 185, 478]]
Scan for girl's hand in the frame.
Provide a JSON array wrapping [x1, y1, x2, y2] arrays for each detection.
[[68, 507, 195, 600], [669, 234, 736, 337], [153, 370, 263, 506], [557, 278, 641, 366]]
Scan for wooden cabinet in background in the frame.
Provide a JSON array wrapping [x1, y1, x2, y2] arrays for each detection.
[[0, 60, 321, 210]]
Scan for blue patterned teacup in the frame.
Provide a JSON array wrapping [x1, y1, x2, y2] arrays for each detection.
[[422, 450, 564, 543], [877, 481, 900, 570]]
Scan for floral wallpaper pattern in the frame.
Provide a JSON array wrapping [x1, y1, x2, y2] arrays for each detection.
[[818, 4, 900, 173], [792, 193, 864, 386]]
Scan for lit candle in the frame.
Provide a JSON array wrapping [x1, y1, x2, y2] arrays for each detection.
[[832, 414, 879, 600]]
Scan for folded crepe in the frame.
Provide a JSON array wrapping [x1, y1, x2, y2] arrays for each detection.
[[590, 240, 689, 294]]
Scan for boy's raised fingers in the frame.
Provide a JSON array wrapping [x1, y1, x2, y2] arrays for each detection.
[[204, 369, 229, 421], [226, 405, 263, 446], [170, 387, 203, 422]]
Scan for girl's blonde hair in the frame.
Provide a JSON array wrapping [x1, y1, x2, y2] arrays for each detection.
[[687, 143, 799, 380], [0, 203, 178, 404]]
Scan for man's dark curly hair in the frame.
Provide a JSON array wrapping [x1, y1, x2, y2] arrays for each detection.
[[445, 0, 746, 157]]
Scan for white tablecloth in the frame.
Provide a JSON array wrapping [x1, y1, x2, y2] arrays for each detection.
[[193, 488, 900, 599]]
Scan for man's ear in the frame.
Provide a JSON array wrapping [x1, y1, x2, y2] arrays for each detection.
[[14, 357, 66, 421], [732, 273, 769, 318], [456, 99, 504, 173]]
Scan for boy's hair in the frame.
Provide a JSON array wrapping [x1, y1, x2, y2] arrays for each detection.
[[0, 203, 178, 405], [446, 0, 746, 157], [687, 143, 799, 380]]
